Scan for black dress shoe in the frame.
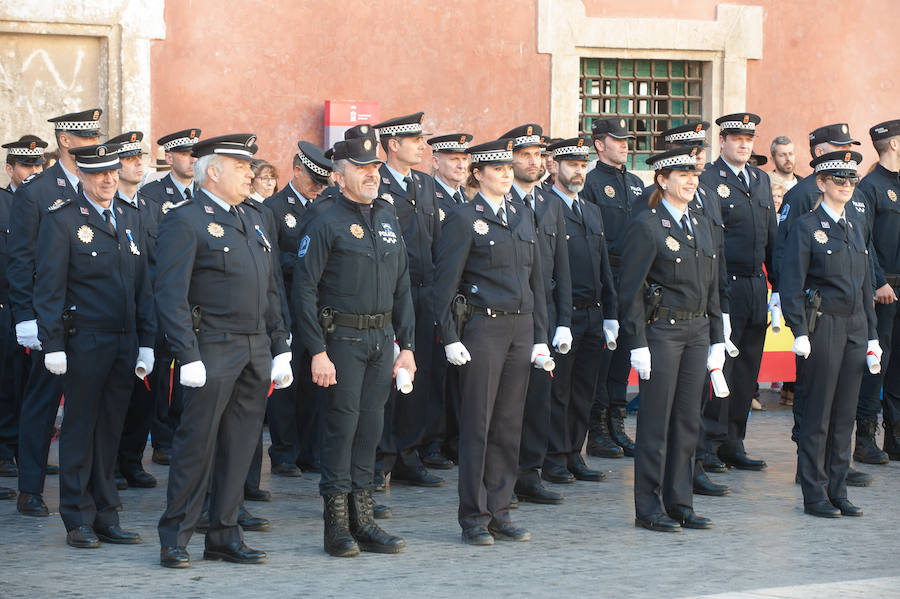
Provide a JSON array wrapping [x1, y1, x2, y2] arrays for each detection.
[[238, 506, 270, 531], [488, 519, 531, 541], [0, 458, 18, 477], [635, 513, 682, 532], [461, 525, 494, 546], [114, 473, 128, 490], [45, 464, 59, 475], [373, 504, 391, 519], [702, 455, 728, 473], [123, 469, 157, 488], [17, 492, 49, 517], [541, 465, 575, 484], [719, 451, 767, 471], [514, 482, 564, 505], [297, 461, 321, 473], [803, 500, 841, 518], [66, 525, 100, 548], [96, 524, 142, 544], [667, 507, 713, 529], [244, 487, 272, 502], [693, 469, 731, 496], [196, 512, 210, 533], [831, 498, 863, 517], [271, 463, 303, 477], [421, 451, 454, 470], [204, 541, 267, 564], [569, 460, 606, 482], [161, 546, 191, 568], [390, 465, 444, 487], [846, 467, 873, 487], [0, 486, 16, 500], [373, 470, 385, 491], [509, 493, 519, 509], [152, 448, 171, 465]]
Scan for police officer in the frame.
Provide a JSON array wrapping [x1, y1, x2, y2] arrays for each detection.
[[780, 151, 879, 517], [264, 140, 332, 477], [156, 134, 292, 568], [373, 112, 443, 487], [618, 146, 724, 532], [581, 117, 643, 458], [426, 133, 474, 468], [433, 139, 548, 545], [499, 124, 575, 501], [541, 138, 617, 496], [9, 109, 102, 517], [699, 113, 776, 472], [292, 135, 415, 557], [4, 135, 47, 192], [35, 142, 156, 547], [856, 120, 900, 461], [140, 128, 200, 207]]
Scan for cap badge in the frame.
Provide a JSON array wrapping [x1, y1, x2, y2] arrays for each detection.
[[665, 236, 680, 252], [619, 119, 626, 128], [29, 141, 36, 149], [604, 185, 615, 198], [190, 130, 197, 138], [526, 126, 533, 135], [813, 230, 828, 244], [439, 208, 446, 222], [841, 124, 848, 134], [691, 147, 698, 156], [246, 136, 256, 147], [717, 184, 731, 198], [360, 125, 369, 134], [97, 146, 107, 157], [696, 124, 703, 132], [460, 135, 467, 144], [207, 222, 225, 238], [350, 223, 365, 239], [742, 114, 750, 124], [844, 152, 852, 162], [77, 225, 94, 244], [888, 189, 897, 202], [92, 110, 100, 121], [473, 219, 489, 235], [285, 213, 297, 228], [506, 140, 514, 151], [130, 133, 137, 142], [363, 139, 372, 151], [577, 138, 584, 147]]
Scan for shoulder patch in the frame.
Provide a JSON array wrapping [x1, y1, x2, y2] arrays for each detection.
[[779, 203, 790, 222], [47, 198, 72, 213], [162, 199, 191, 214], [297, 235, 310, 258]]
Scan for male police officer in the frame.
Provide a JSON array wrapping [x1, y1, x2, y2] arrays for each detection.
[[4, 135, 47, 192], [156, 134, 292, 568], [292, 135, 415, 557], [35, 142, 156, 548], [140, 129, 200, 207], [581, 117, 643, 458], [9, 109, 102, 517]]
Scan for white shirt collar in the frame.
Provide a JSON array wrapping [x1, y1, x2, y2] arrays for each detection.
[[434, 175, 462, 198], [480, 194, 506, 217], [551, 184, 576, 210], [722, 158, 748, 182], [201, 188, 233, 213], [820, 201, 845, 224], [288, 180, 310, 205], [170, 176, 191, 199], [59, 162, 79, 190], [661, 198, 691, 232], [385, 163, 410, 190]]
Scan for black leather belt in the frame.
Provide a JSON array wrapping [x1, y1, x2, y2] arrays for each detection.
[[333, 311, 391, 329], [609, 255, 622, 267], [470, 306, 517, 318], [886, 274, 900, 287], [573, 301, 602, 311], [655, 307, 707, 322]]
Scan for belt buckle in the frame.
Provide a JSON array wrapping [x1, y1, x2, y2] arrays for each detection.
[[486, 308, 496, 318], [372, 314, 384, 328]]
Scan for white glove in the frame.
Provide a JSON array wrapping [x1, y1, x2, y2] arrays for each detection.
[[135, 347, 155, 379], [722, 313, 739, 357], [531, 343, 551, 364], [551, 326, 573, 354], [15, 319, 42, 350], [630, 347, 651, 380], [393, 339, 401, 362], [768, 293, 782, 333], [707, 343, 726, 372], [44, 351, 67, 375], [602, 319, 620, 350], [271, 352, 293, 389], [445, 342, 471, 366], [867, 339, 883, 362], [287, 333, 293, 346], [180, 360, 207, 387], [792, 335, 811, 359]]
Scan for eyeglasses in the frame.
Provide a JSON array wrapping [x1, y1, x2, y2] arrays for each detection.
[[255, 176, 276, 183], [828, 175, 859, 186]]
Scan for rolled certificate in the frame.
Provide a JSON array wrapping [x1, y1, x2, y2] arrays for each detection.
[[393, 342, 401, 362], [867, 352, 881, 375], [770, 306, 782, 334], [135, 361, 149, 379], [725, 338, 740, 358], [603, 330, 617, 351], [710, 368, 730, 398], [557, 340, 571, 354], [534, 354, 555, 372], [396, 368, 413, 394]]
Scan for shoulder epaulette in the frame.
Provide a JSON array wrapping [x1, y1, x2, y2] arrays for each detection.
[[47, 198, 72, 213], [161, 199, 191, 214], [20, 172, 42, 188], [241, 199, 261, 211]]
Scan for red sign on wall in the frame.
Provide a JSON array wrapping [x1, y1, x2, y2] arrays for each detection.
[[324, 101, 379, 149]]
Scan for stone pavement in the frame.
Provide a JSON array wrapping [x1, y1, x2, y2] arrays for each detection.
[[0, 389, 898, 599]]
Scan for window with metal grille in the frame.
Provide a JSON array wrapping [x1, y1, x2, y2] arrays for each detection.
[[580, 58, 703, 170]]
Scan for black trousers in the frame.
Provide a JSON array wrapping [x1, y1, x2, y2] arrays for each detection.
[[267, 338, 317, 467], [158, 332, 269, 548], [858, 298, 900, 422], [17, 348, 64, 495], [0, 305, 28, 461], [422, 333, 448, 452], [59, 331, 135, 531], [798, 312, 866, 504], [457, 313, 531, 530], [544, 307, 606, 473], [245, 432, 264, 490], [150, 342, 176, 451], [704, 274, 767, 455], [441, 362, 461, 460], [117, 372, 154, 475], [319, 325, 393, 495], [634, 317, 708, 517], [517, 365, 552, 482]]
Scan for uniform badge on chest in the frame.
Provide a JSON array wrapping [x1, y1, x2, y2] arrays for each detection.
[[604, 185, 615, 198], [888, 189, 897, 202], [350, 224, 365, 239], [717, 184, 730, 198], [473, 219, 489, 235], [285, 213, 297, 228], [439, 208, 445, 222], [208, 222, 225, 238], [665, 236, 680, 252], [77, 225, 94, 244], [813, 230, 828, 244], [378, 223, 398, 244]]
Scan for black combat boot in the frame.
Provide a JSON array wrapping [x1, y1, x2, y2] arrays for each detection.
[[348, 490, 405, 554], [608, 407, 635, 457], [853, 416, 889, 464], [884, 420, 900, 461], [322, 494, 360, 557], [586, 408, 624, 458]]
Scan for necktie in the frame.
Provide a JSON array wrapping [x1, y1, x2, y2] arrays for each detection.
[[572, 199, 582, 221], [738, 171, 749, 194], [404, 176, 416, 203], [837, 217, 848, 242], [230, 206, 244, 232], [524, 193, 534, 211], [499, 205, 507, 226], [681, 214, 694, 243], [453, 190, 464, 205], [102, 209, 116, 236], [184, 186, 192, 200]]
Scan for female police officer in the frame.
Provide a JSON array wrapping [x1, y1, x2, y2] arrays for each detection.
[[780, 151, 880, 518], [433, 139, 548, 545], [617, 146, 724, 532]]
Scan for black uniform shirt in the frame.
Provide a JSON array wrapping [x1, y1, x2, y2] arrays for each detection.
[[580, 160, 645, 264], [856, 163, 900, 287], [262, 181, 312, 286], [0, 187, 13, 305]]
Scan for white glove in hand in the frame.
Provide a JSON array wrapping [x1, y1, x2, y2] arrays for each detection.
[[135, 347, 155, 379], [44, 351, 67, 375], [707, 343, 726, 372], [602, 319, 620, 350], [768, 293, 782, 333], [630, 347, 651, 380], [531, 343, 551, 363], [551, 326, 573, 354], [180, 360, 207, 387], [445, 342, 471, 366], [15, 319, 42, 350], [271, 352, 293, 389], [792, 335, 811, 359]]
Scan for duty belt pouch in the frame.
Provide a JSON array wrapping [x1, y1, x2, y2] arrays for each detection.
[[452, 294, 472, 340], [645, 284, 663, 323], [318, 307, 336, 340], [61, 308, 76, 342], [805, 289, 822, 336]]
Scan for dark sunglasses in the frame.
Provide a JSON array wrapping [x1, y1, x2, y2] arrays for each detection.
[[828, 175, 859, 186]]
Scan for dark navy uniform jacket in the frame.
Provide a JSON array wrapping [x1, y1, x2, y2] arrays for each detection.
[[558, 192, 616, 319], [0, 187, 12, 306], [153, 189, 290, 365], [433, 178, 466, 227], [262, 183, 313, 287], [33, 193, 155, 353], [580, 160, 645, 267], [8, 162, 80, 325], [432, 194, 548, 346], [780, 205, 877, 339], [856, 164, 900, 288], [138, 173, 190, 208], [618, 204, 724, 349], [291, 193, 416, 357]]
